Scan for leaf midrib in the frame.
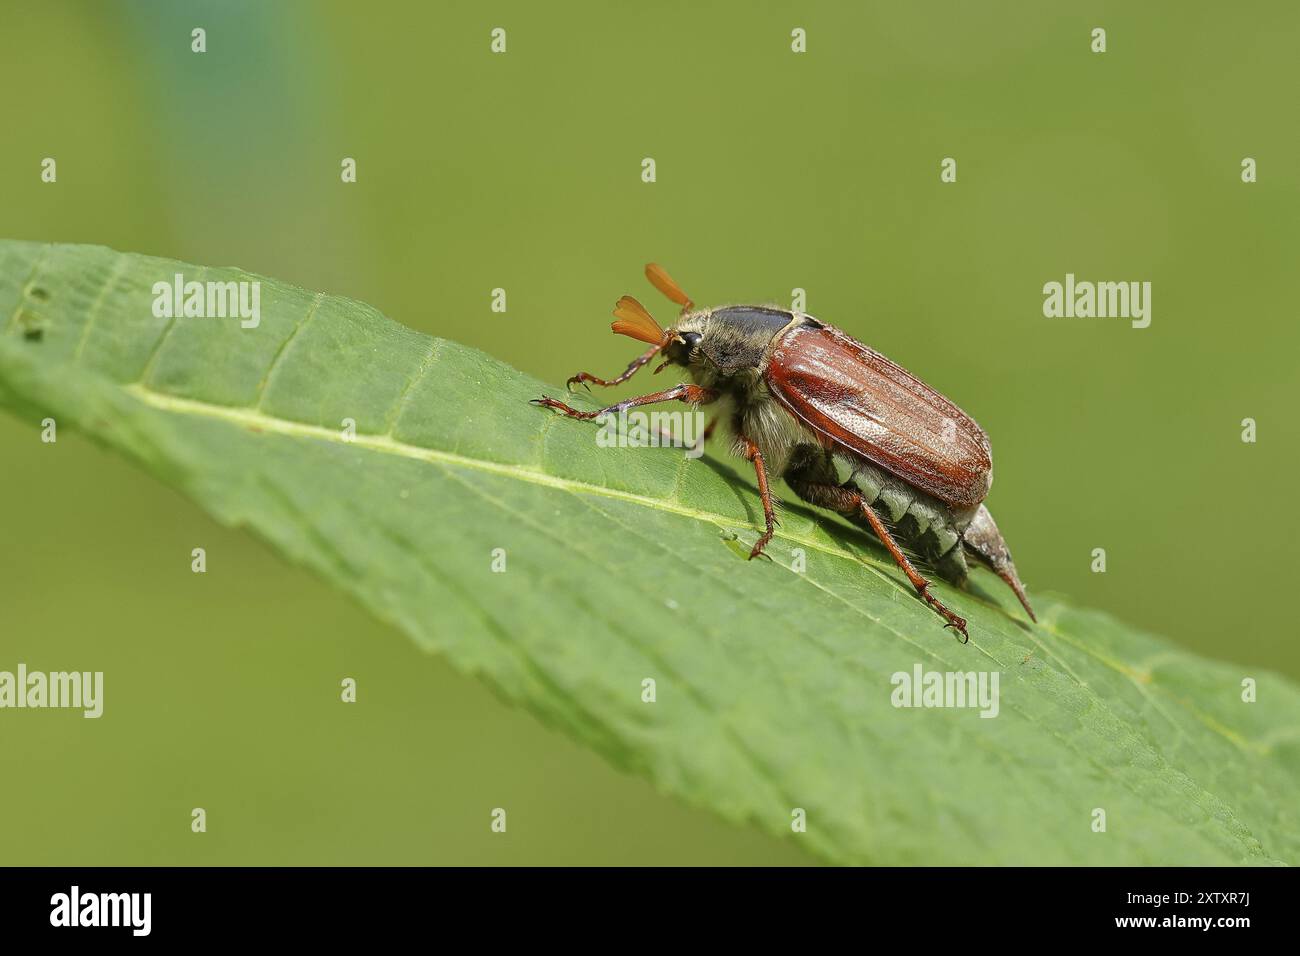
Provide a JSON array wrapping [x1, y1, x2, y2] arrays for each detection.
[[122, 380, 890, 570]]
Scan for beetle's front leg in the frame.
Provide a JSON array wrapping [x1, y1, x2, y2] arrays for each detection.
[[737, 435, 777, 560], [566, 341, 664, 392], [531, 383, 718, 421]]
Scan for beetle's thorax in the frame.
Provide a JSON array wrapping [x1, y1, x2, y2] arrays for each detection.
[[675, 305, 803, 392], [671, 306, 819, 474]]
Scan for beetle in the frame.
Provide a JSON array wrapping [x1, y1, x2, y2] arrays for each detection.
[[531, 264, 1035, 640]]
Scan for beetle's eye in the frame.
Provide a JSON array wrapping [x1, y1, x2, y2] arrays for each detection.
[[666, 331, 702, 365]]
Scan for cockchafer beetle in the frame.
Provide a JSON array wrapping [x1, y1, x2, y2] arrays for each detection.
[[532, 264, 1035, 641]]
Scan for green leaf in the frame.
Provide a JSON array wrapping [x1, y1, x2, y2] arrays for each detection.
[[2, 240, 1297, 865]]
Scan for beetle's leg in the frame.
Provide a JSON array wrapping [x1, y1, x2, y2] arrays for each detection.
[[785, 477, 969, 642], [531, 383, 718, 421], [690, 415, 719, 458], [566, 340, 664, 392], [737, 435, 777, 560], [653, 414, 716, 453], [856, 502, 969, 641]]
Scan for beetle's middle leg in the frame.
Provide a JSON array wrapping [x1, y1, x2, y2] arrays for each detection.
[[736, 433, 777, 560], [653, 414, 717, 454], [784, 468, 969, 641]]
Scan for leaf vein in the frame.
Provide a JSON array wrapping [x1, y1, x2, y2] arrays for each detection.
[[254, 291, 323, 410]]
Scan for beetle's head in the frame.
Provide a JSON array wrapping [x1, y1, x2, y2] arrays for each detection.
[[612, 297, 790, 381], [609, 297, 707, 371], [663, 317, 705, 367], [609, 264, 780, 379], [607, 263, 697, 362]]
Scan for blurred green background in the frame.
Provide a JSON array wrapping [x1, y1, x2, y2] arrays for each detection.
[[1, 1, 1297, 865]]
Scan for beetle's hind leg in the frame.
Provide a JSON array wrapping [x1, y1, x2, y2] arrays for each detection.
[[784, 464, 969, 641]]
